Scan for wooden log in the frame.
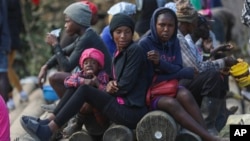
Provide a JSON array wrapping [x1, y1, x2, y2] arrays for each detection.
[[175, 128, 202, 141], [136, 110, 178, 141], [103, 124, 135, 141]]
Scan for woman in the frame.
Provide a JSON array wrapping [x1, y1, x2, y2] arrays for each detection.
[[138, 7, 227, 141], [20, 13, 148, 141]]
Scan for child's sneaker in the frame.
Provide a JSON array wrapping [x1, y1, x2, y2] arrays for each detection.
[[20, 91, 29, 103], [136, 110, 177, 141], [7, 98, 15, 111]]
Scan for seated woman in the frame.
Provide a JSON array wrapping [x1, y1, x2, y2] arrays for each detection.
[[138, 7, 228, 141], [20, 13, 148, 141]]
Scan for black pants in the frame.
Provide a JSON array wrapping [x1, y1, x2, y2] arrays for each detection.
[[53, 85, 147, 129], [179, 70, 226, 106]]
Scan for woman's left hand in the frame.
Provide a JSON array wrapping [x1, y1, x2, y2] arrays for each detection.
[[147, 50, 160, 65]]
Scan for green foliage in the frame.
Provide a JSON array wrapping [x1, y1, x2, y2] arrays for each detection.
[[19, 0, 71, 77]]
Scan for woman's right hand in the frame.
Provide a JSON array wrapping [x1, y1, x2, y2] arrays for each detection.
[[38, 65, 48, 88], [147, 50, 160, 66], [106, 80, 119, 94], [45, 33, 59, 47]]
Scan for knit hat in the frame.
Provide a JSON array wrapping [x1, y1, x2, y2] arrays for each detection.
[[107, 2, 136, 15], [64, 2, 92, 27], [176, 0, 198, 23], [82, 0, 98, 15], [109, 13, 135, 36], [79, 48, 105, 69]]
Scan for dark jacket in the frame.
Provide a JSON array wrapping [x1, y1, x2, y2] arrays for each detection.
[[139, 7, 194, 84], [112, 42, 147, 108], [0, 0, 11, 53], [46, 28, 112, 75]]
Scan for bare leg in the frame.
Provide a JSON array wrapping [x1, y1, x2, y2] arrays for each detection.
[[49, 72, 70, 98], [157, 91, 222, 141], [176, 87, 206, 128]]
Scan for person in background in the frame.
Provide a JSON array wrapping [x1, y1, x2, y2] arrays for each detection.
[[6, 0, 29, 111], [100, 1, 138, 56], [0, 0, 13, 110], [175, 0, 237, 135], [20, 13, 148, 141], [47, 0, 102, 101], [59, 0, 99, 49], [35, 2, 111, 139], [135, 0, 158, 37], [0, 95, 10, 141]]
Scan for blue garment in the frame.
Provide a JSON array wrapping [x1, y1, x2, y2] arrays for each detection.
[[0, 0, 11, 72], [0, 0, 11, 53], [100, 26, 116, 56], [139, 7, 193, 84]]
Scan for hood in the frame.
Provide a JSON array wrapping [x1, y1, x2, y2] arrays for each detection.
[[149, 7, 178, 49]]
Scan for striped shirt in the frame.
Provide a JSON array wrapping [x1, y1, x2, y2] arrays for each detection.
[[177, 30, 225, 73]]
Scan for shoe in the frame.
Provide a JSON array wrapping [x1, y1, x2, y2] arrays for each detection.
[[21, 115, 50, 125], [7, 99, 15, 111], [20, 91, 29, 103], [20, 117, 52, 141], [136, 110, 177, 141], [40, 103, 56, 113], [175, 128, 202, 141], [103, 124, 134, 141]]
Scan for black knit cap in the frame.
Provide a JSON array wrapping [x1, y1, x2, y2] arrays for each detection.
[[109, 13, 135, 36]]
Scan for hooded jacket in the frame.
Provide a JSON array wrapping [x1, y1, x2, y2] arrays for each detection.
[[139, 7, 194, 83]]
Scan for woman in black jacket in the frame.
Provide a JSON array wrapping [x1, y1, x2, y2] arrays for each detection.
[[20, 12, 148, 141]]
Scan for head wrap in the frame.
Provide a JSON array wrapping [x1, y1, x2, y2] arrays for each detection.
[[107, 2, 136, 15], [109, 13, 135, 36], [164, 2, 177, 13], [64, 2, 92, 27], [79, 48, 104, 69], [176, 0, 198, 23]]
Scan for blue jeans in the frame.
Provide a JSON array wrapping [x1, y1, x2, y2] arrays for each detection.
[[0, 51, 8, 72]]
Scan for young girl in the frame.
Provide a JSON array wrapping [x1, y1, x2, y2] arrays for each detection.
[[20, 13, 148, 141]]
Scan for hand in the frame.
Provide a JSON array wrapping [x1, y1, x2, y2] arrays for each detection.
[[224, 56, 238, 67], [82, 75, 99, 87], [147, 50, 160, 66], [106, 80, 119, 94], [38, 65, 48, 88], [45, 33, 59, 47], [217, 43, 234, 52]]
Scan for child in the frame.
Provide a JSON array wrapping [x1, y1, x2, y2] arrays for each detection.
[[21, 48, 110, 140]]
